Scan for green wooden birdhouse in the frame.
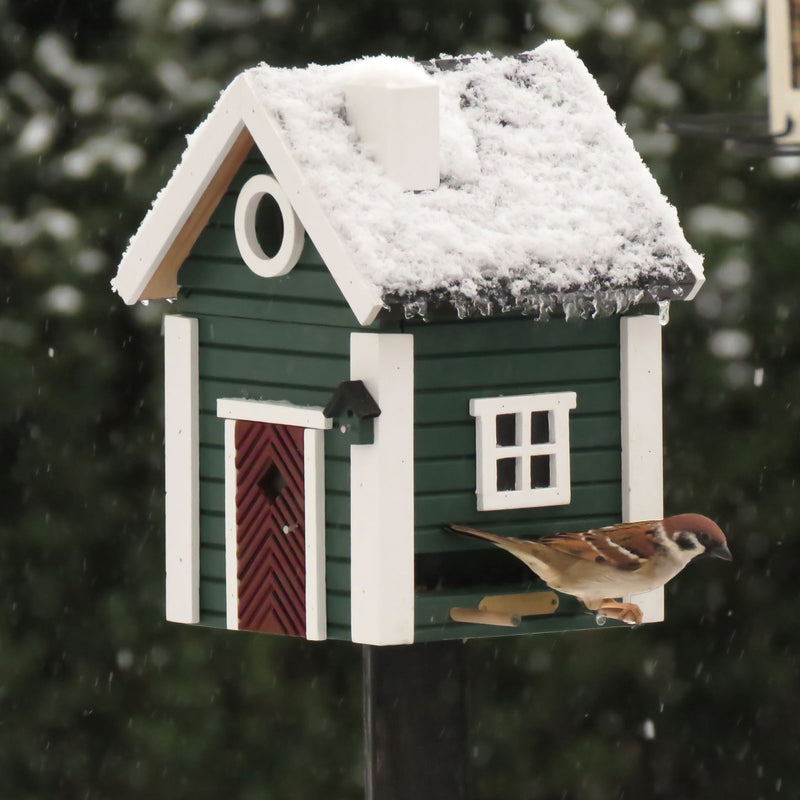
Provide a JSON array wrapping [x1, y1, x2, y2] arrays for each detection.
[[112, 42, 703, 645]]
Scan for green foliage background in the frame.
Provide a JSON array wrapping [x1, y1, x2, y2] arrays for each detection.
[[1, 0, 798, 797]]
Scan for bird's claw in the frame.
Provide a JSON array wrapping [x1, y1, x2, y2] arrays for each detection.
[[597, 600, 644, 627]]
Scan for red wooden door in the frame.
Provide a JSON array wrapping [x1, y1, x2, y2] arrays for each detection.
[[235, 419, 306, 636]]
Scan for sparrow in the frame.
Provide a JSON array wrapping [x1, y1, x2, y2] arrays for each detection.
[[446, 514, 731, 625]]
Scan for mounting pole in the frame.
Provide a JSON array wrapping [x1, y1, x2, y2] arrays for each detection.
[[363, 641, 468, 800]]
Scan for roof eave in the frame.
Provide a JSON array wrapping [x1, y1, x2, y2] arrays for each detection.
[[380, 275, 703, 322]]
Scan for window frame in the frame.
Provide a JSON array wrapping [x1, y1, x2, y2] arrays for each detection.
[[469, 391, 577, 511]]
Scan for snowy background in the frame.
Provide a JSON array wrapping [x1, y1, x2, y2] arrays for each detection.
[[1, 1, 798, 798]]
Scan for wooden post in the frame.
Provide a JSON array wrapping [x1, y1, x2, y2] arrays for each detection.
[[363, 641, 468, 800]]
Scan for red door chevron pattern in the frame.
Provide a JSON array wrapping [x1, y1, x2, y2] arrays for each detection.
[[235, 419, 306, 637]]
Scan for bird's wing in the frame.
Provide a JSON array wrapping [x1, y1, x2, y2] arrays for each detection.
[[602, 522, 662, 559], [538, 530, 647, 572], [446, 521, 662, 575]]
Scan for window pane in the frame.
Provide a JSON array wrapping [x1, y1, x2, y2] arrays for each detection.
[[254, 192, 285, 258], [530, 455, 551, 488], [531, 410, 550, 444], [496, 457, 517, 491], [495, 413, 516, 447]]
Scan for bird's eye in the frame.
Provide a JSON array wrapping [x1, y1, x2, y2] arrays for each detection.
[[697, 531, 710, 546]]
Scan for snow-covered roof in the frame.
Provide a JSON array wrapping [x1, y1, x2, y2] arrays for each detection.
[[113, 41, 703, 324]]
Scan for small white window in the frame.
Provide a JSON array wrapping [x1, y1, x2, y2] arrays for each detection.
[[469, 392, 577, 511]]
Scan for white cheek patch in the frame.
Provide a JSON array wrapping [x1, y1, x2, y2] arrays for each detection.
[[664, 531, 701, 564]]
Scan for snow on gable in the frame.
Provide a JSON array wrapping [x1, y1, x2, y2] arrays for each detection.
[[245, 41, 702, 319]]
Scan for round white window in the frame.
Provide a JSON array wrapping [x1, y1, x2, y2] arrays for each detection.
[[234, 174, 305, 277]]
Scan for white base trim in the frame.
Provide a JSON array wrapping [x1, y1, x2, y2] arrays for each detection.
[[621, 315, 664, 623], [350, 333, 415, 645], [164, 315, 200, 624]]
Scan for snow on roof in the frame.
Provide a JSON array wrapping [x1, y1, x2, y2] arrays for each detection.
[[113, 41, 702, 322], [243, 40, 702, 318]]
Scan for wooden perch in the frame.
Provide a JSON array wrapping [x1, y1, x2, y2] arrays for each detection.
[[449, 607, 521, 627], [479, 591, 559, 616]]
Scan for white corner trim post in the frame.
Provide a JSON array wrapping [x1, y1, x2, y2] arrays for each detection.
[[164, 315, 200, 624], [349, 333, 415, 645], [620, 315, 664, 623]]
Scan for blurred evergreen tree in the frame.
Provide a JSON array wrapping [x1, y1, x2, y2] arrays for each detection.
[[1, 1, 798, 798]]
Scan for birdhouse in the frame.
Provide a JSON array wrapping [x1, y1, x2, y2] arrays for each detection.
[[767, 0, 800, 143], [113, 42, 703, 645], [666, 1, 800, 154]]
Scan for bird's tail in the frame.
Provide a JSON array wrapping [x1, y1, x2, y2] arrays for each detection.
[[446, 524, 552, 584], [445, 523, 518, 549]]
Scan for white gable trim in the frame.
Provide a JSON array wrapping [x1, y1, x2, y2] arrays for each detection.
[[620, 315, 664, 623], [238, 74, 383, 325], [113, 79, 250, 305], [113, 74, 384, 325]]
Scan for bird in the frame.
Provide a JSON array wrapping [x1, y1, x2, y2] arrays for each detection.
[[446, 514, 731, 625]]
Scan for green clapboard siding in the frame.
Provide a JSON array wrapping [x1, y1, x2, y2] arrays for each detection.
[[169, 144, 634, 644], [174, 146, 365, 638], [410, 314, 623, 641]]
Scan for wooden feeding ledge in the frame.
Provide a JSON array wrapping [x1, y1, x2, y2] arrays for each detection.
[[113, 42, 704, 645], [450, 591, 560, 628]]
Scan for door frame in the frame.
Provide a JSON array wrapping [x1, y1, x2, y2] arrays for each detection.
[[217, 398, 331, 640]]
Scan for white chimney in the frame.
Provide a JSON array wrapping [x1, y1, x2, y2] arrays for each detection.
[[345, 72, 440, 191]]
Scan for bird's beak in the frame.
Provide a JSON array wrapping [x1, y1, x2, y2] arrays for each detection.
[[711, 544, 733, 561]]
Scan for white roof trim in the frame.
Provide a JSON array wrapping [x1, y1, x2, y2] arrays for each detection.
[[113, 74, 384, 326], [113, 77, 247, 306], [238, 74, 384, 325]]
